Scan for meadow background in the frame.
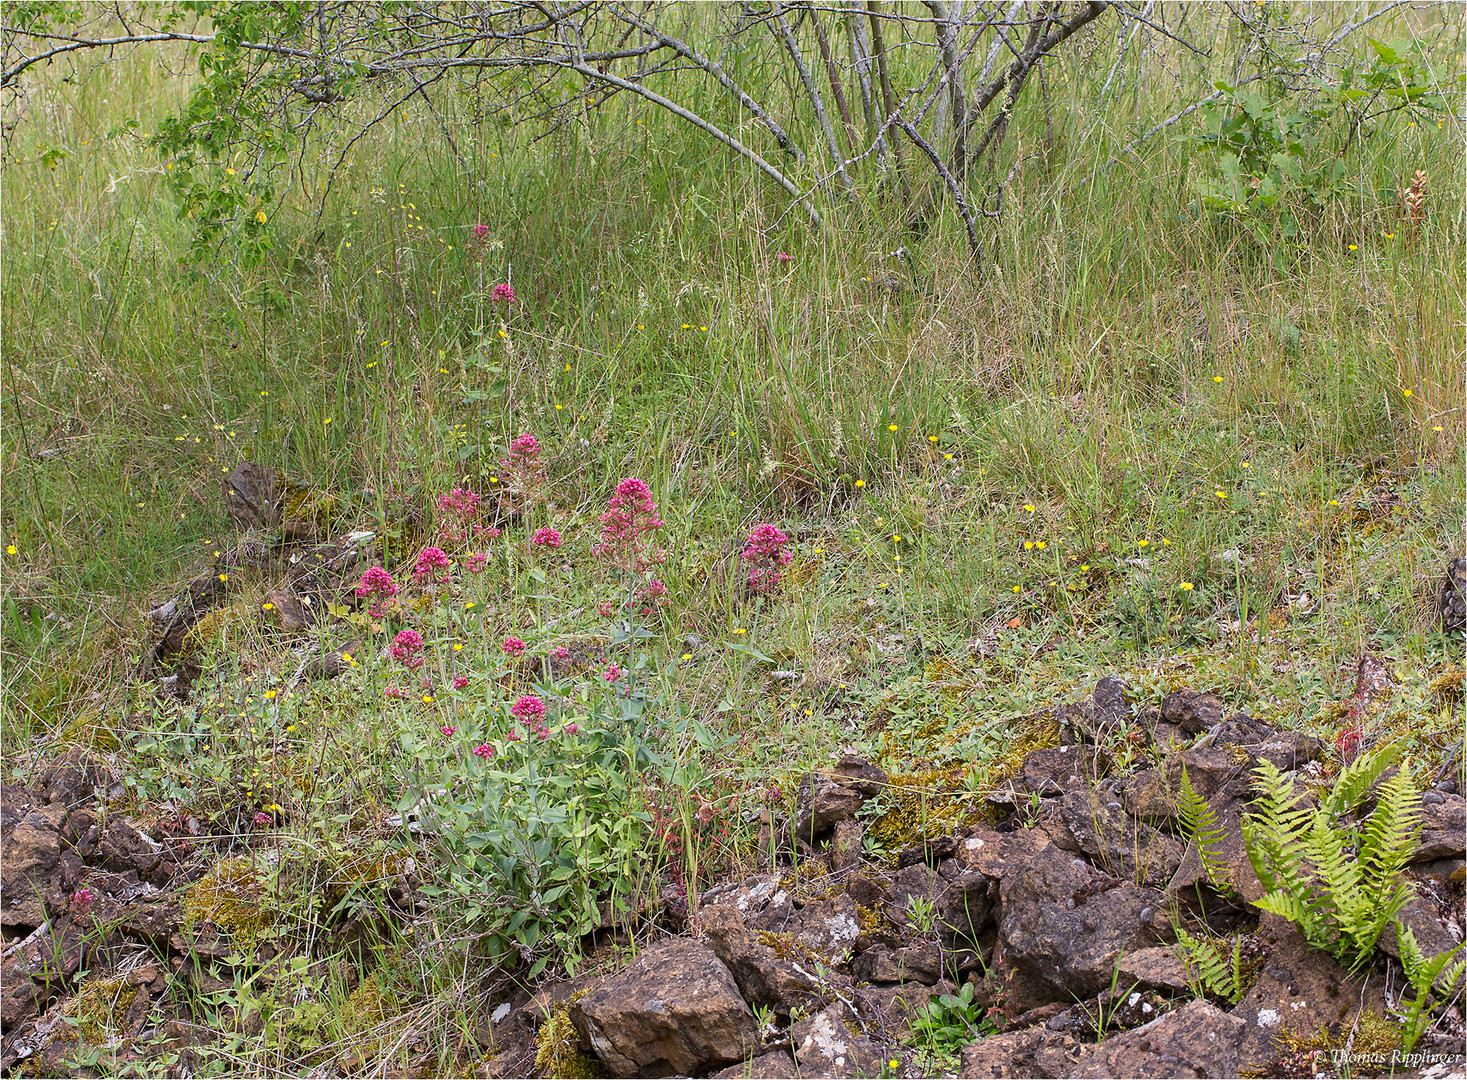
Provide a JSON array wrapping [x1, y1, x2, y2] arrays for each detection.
[[1, 1, 1464, 1073]]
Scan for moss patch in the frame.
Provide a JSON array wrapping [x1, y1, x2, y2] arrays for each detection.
[[65, 976, 140, 1045], [183, 856, 276, 944], [533, 999, 603, 1079]]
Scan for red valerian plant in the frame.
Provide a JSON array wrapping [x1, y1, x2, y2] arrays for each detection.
[[740, 523, 794, 593], [594, 478, 665, 574]]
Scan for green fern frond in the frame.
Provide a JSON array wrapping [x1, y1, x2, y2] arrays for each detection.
[[1178, 765, 1232, 892], [1323, 743, 1402, 818], [1396, 921, 1467, 1053], [1243, 760, 1311, 897], [1175, 926, 1247, 1005]]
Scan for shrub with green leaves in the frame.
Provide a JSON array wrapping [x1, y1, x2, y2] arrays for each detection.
[[908, 982, 983, 1068], [1241, 746, 1421, 973], [405, 684, 660, 978]]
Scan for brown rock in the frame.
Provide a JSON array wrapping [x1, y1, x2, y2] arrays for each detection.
[[700, 904, 819, 1017], [1230, 916, 1391, 1074], [223, 462, 283, 530], [992, 746, 1110, 803], [570, 938, 757, 1077], [263, 587, 311, 632], [856, 981, 945, 1039], [789, 1003, 885, 1078], [1415, 794, 1466, 861], [1162, 691, 1225, 735], [1438, 556, 1466, 634], [711, 1050, 799, 1078], [829, 819, 864, 873], [1062, 999, 1244, 1077], [1114, 947, 1193, 995], [1042, 790, 1184, 889], [959, 1027, 1082, 1078], [1, 801, 66, 929], [1165, 796, 1263, 903], [792, 757, 888, 844], [996, 846, 1166, 1011], [304, 639, 365, 680], [853, 943, 945, 985]]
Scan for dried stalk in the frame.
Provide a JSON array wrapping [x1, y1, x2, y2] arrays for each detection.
[[774, 6, 853, 193]]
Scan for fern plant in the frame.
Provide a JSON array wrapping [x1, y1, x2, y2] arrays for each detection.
[[1177, 765, 1232, 893], [1395, 923, 1467, 1053], [1242, 749, 1422, 973], [1174, 926, 1249, 1004]]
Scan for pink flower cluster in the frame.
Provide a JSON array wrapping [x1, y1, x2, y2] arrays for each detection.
[[499, 434, 547, 508], [452, 676, 469, 690], [511, 694, 551, 739], [502, 637, 526, 658], [465, 552, 489, 573], [473, 742, 495, 760], [413, 546, 451, 582], [775, 251, 794, 263], [356, 566, 400, 619], [70, 887, 95, 913], [493, 283, 515, 303], [467, 223, 492, 260], [741, 523, 794, 593], [391, 629, 424, 669], [594, 478, 666, 573], [436, 488, 481, 547], [532, 527, 562, 549]]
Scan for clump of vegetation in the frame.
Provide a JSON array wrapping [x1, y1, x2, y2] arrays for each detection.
[[534, 1000, 603, 1080], [183, 856, 276, 944]]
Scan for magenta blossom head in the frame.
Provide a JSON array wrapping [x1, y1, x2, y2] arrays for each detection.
[[356, 567, 398, 597], [501, 637, 526, 658], [551, 645, 570, 660], [253, 811, 271, 827], [441, 725, 457, 736], [775, 251, 794, 263], [565, 723, 579, 735], [452, 677, 469, 690], [473, 743, 495, 759], [390, 629, 425, 668], [510, 695, 546, 725], [603, 664, 622, 683], [532, 527, 562, 549], [593, 478, 666, 572], [493, 283, 516, 303], [413, 546, 451, 581], [465, 552, 489, 573]]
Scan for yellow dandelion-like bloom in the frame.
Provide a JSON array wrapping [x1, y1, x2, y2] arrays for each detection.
[[1402, 388, 1412, 398], [219, 573, 228, 582], [888, 424, 899, 431], [262, 603, 274, 611], [1384, 232, 1395, 239], [1012, 584, 1022, 594], [699, 325, 708, 332], [555, 404, 563, 410], [681, 653, 692, 660], [324, 417, 333, 425], [1213, 375, 1223, 383], [452, 643, 463, 652], [681, 324, 691, 330], [5, 545, 15, 556], [893, 534, 902, 542], [422, 694, 434, 704], [465, 601, 476, 610], [264, 690, 276, 699], [255, 211, 268, 224], [1138, 539, 1149, 547], [944, 453, 953, 460], [1161, 538, 1171, 545], [928, 435, 938, 443], [813, 546, 824, 554], [1024, 541, 1034, 551], [1023, 504, 1036, 513], [855, 479, 865, 488], [734, 628, 747, 635], [1433, 425, 1444, 432], [1179, 582, 1194, 591], [498, 329, 508, 339], [1214, 490, 1226, 499], [1348, 243, 1358, 251], [1329, 499, 1339, 507], [1081, 564, 1090, 572], [1036, 541, 1047, 550]]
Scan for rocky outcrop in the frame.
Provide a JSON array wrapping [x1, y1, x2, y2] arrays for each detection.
[[570, 939, 758, 1077]]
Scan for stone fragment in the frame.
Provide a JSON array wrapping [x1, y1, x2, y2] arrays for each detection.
[[570, 939, 757, 1077], [700, 904, 820, 1017], [1063, 999, 1245, 1078], [1041, 790, 1184, 888], [789, 1003, 885, 1078]]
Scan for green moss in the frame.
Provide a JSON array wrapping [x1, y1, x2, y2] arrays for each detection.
[[66, 976, 140, 1044], [1278, 1008, 1402, 1058], [867, 766, 985, 854], [533, 1000, 603, 1079], [183, 856, 275, 944]]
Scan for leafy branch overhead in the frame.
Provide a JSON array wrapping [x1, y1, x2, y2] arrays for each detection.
[[7, 2, 1450, 264]]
